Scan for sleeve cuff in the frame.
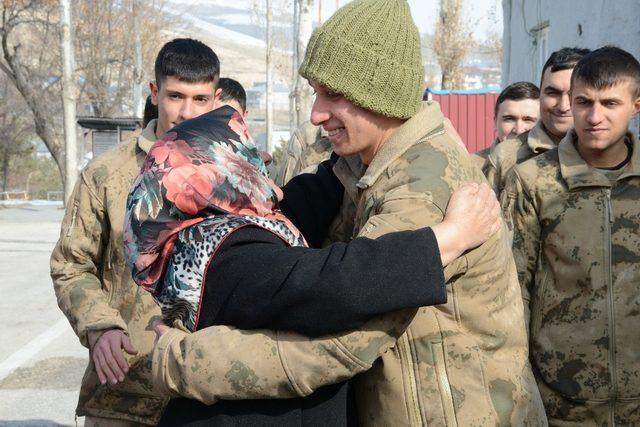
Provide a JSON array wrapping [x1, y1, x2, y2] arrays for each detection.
[[152, 328, 188, 398]]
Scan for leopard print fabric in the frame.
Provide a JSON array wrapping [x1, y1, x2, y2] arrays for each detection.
[[159, 214, 306, 331]]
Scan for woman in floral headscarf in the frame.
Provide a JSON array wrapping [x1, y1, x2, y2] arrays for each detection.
[[124, 106, 501, 425]]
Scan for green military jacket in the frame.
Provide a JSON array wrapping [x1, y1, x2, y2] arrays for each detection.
[[473, 137, 499, 177], [333, 101, 545, 426], [486, 121, 557, 195], [50, 121, 167, 424], [152, 102, 547, 426], [505, 132, 640, 426]]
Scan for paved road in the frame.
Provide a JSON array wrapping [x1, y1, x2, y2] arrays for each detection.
[[0, 204, 87, 426]]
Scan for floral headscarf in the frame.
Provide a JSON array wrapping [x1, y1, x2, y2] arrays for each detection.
[[124, 106, 306, 331]]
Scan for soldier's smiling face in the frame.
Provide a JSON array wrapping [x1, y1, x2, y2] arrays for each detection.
[[539, 68, 574, 140], [308, 80, 403, 165], [571, 78, 640, 154]]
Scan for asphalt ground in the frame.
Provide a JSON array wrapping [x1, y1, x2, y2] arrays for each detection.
[[0, 204, 88, 426]]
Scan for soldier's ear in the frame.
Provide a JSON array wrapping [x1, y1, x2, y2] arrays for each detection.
[[633, 95, 640, 116], [150, 81, 159, 106]]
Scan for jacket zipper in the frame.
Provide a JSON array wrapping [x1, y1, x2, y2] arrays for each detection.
[[432, 340, 458, 426], [604, 189, 617, 425], [398, 333, 422, 426]]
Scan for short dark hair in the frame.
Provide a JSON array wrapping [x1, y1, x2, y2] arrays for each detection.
[[571, 46, 640, 98], [541, 47, 591, 86], [154, 38, 220, 88], [495, 81, 540, 118], [142, 95, 158, 127], [218, 78, 247, 113]]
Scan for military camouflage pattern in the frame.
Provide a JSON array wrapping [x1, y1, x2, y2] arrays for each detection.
[[331, 101, 545, 426], [485, 121, 557, 195], [504, 131, 640, 426], [153, 308, 417, 404], [473, 137, 499, 177], [50, 121, 167, 424], [273, 121, 331, 186], [270, 119, 359, 244]]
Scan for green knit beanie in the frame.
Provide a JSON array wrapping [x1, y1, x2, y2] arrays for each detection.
[[299, 0, 424, 119]]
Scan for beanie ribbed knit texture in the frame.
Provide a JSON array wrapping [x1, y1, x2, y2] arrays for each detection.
[[299, 0, 424, 119]]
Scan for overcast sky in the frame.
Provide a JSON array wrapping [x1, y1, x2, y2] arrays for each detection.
[[320, 0, 503, 40]]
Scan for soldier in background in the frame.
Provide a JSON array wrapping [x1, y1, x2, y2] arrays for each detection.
[[142, 95, 158, 128], [474, 81, 540, 174], [506, 46, 640, 425], [50, 38, 222, 426], [216, 77, 248, 117], [486, 47, 590, 195]]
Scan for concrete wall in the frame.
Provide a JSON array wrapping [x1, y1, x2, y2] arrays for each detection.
[[502, 0, 640, 85]]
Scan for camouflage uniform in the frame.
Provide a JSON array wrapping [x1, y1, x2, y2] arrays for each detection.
[[473, 137, 499, 177], [153, 102, 547, 426], [50, 121, 167, 424], [273, 121, 331, 186], [505, 131, 640, 426], [273, 119, 360, 244], [486, 121, 556, 195]]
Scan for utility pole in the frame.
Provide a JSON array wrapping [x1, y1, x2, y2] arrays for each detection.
[[60, 0, 78, 203], [318, 0, 323, 24], [132, 0, 144, 118], [266, 0, 273, 153]]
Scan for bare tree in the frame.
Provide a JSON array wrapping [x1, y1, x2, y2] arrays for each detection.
[[1, 0, 66, 180], [291, 0, 313, 129], [0, 74, 34, 192], [432, 0, 473, 89], [0, 0, 168, 195]]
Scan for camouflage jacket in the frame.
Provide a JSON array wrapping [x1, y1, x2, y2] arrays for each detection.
[[50, 121, 167, 424], [473, 137, 499, 177], [505, 132, 640, 426], [152, 102, 547, 426], [273, 121, 331, 186], [273, 119, 361, 244], [485, 121, 557, 195]]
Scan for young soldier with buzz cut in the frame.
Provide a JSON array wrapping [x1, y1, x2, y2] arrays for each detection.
[[475, 81, 540, 174], [505, 46, 640, 425], [486, 47, 590, 195], [50, 38, 221, 426]]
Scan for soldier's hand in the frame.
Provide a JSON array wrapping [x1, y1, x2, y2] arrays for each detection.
[[432, 182, 501, 265], [152, 319, 170, 345], [91, 329, 138, 385]]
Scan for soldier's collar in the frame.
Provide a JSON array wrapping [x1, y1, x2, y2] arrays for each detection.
[[137, 119, 158, 154], [559, 131, 640, 189], [357, 101, 444, 190], [334, 155, 365, 203], [526, 121, 557, 154]]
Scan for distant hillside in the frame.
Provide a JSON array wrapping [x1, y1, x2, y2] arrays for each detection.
[[164, 0, 294, 87]]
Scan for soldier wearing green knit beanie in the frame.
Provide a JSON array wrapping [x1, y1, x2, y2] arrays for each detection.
[[296, 0, 547, 425]]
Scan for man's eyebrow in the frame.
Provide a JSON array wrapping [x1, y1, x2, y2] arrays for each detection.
[[543, 85, 562, 93]]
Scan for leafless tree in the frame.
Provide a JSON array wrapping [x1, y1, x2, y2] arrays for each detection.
[[0, 0, 168, 191], [432, 0, 474, 89]]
